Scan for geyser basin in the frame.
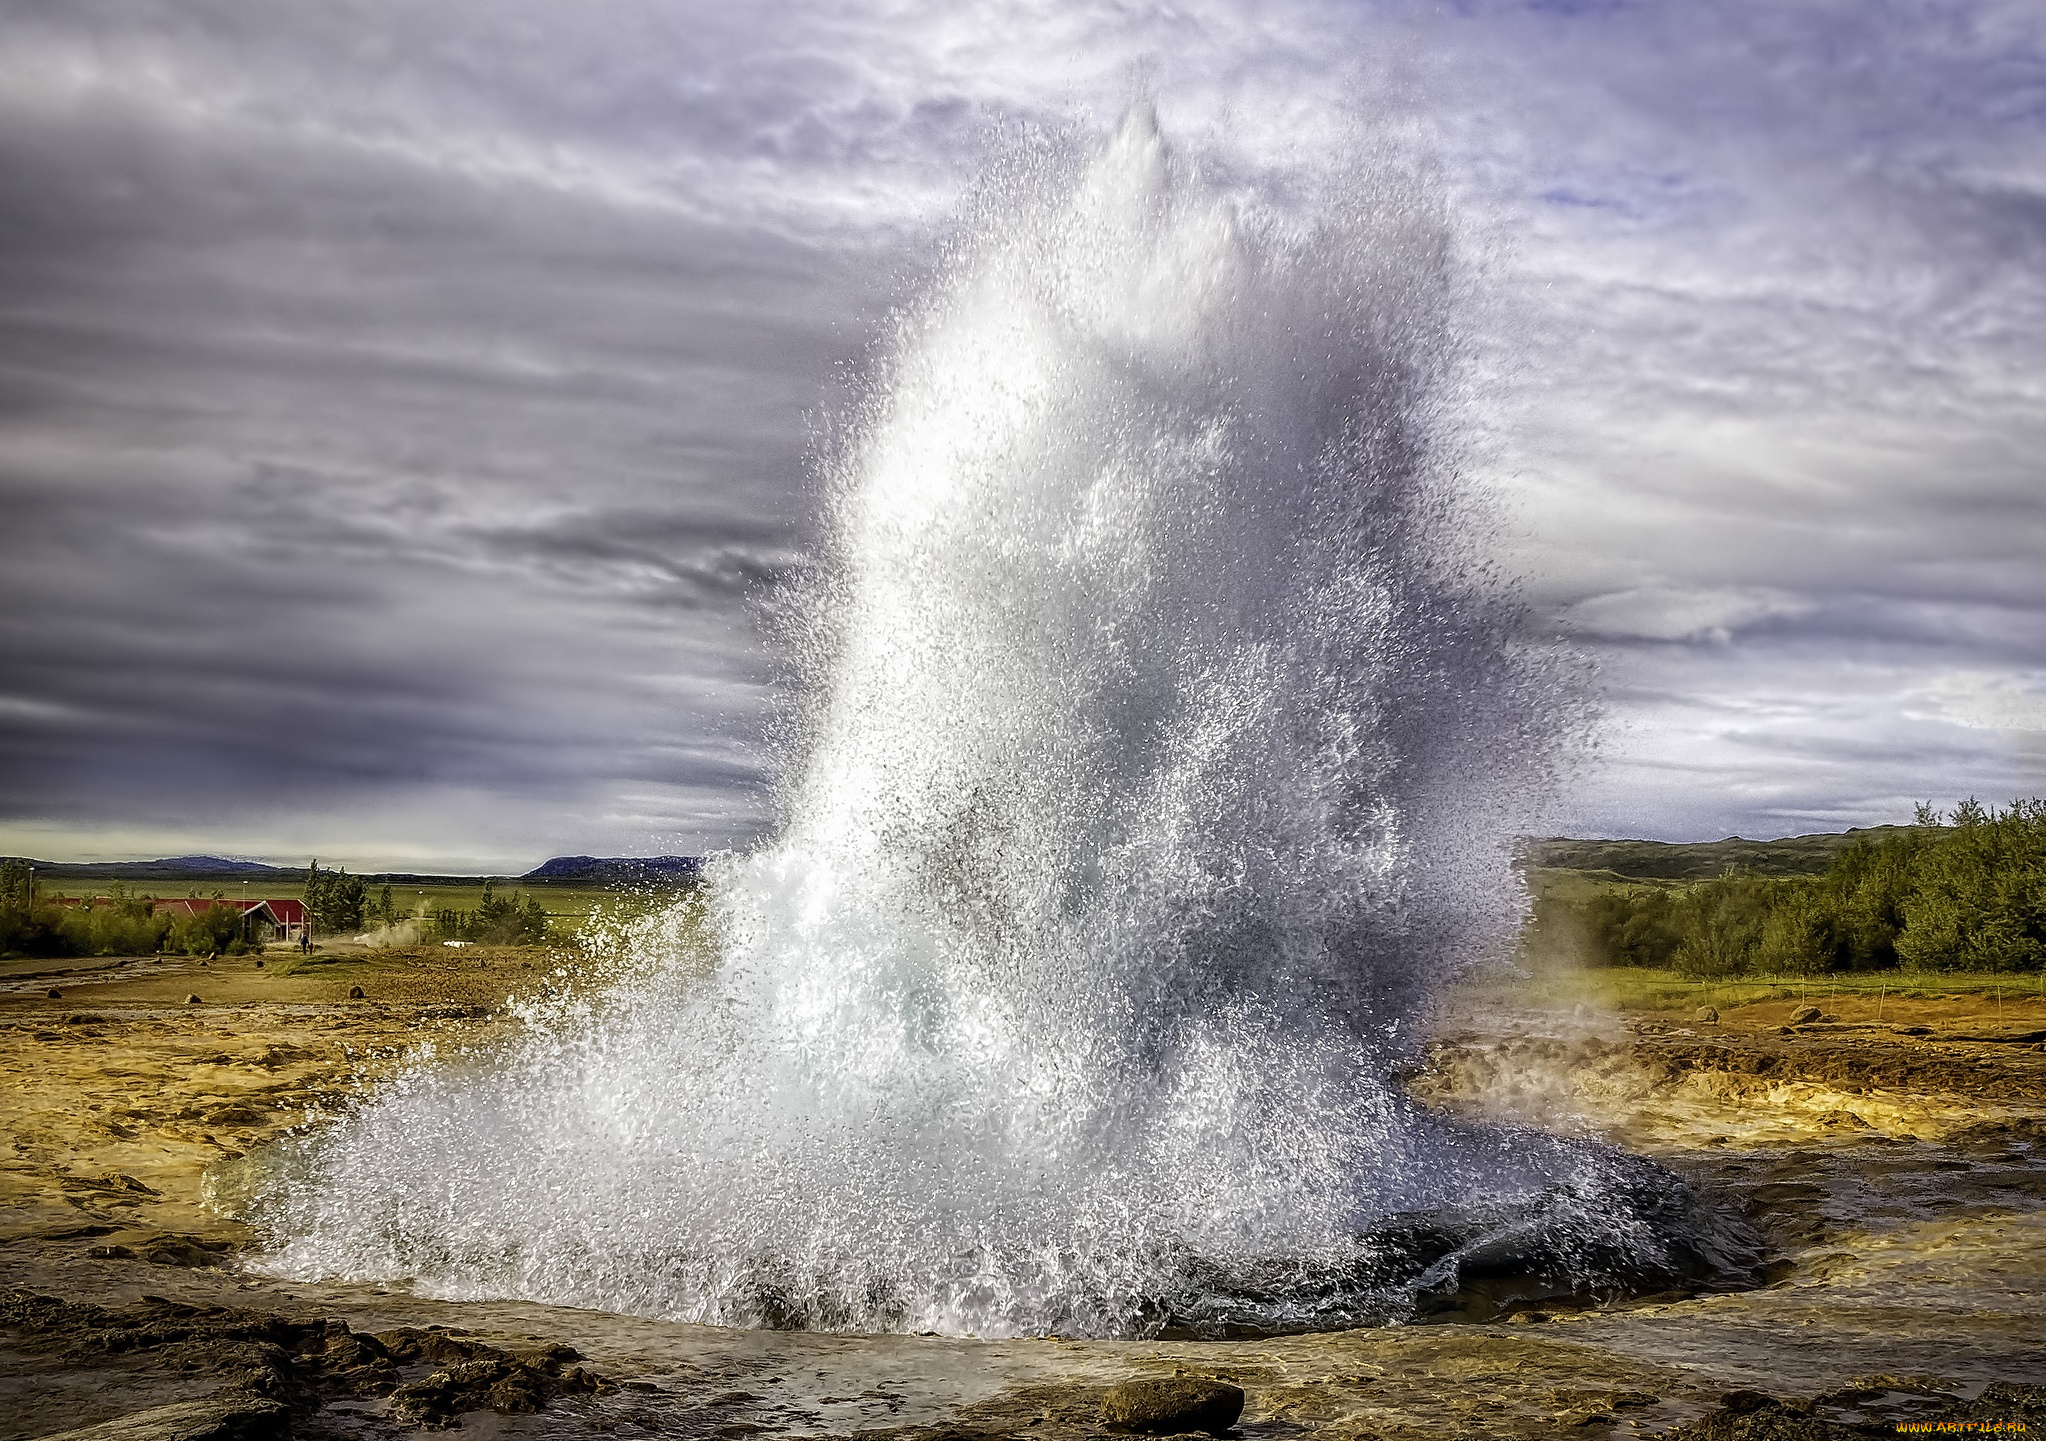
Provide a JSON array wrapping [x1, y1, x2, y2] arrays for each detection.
[[247, 110, 1758, 1337]]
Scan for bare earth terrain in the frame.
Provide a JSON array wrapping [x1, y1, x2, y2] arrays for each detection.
[[3, 947, 2042, 1441]]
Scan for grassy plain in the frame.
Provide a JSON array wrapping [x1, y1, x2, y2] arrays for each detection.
[[3, 837, 2045, 1438], [30, 875, 662, 936]]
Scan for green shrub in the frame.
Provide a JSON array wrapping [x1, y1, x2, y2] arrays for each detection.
[[426, 880, 551, 947], [1896, 798, 2046, 972], [165, 900, 253, 956], [1564, 799, 2044, 976], [53, 888, 171, 957], [1580, 888, 1683, 968]]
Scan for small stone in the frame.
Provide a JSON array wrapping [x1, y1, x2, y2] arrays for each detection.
[[185, 994, 203, 1005], [1695, 1006, 1719, 1023], [45, 987, 60, 999], [1789, 1005, 1821, 1025], [349, 985, 365, 999], [1101, 1378, 1245, 1436]]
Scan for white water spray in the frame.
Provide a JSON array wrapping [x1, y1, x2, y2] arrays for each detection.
[[250, 112, 1752, 1337]]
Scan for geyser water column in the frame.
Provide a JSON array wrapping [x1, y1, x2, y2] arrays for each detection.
[[249, 110, 1753, 1337]]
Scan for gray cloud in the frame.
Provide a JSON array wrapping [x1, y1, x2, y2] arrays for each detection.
[[1, 0, 2042, 864]]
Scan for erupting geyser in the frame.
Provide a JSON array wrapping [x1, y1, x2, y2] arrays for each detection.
[[248, 110, 1757, 1337]]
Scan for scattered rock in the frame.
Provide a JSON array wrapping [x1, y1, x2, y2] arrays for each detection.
[[1695, 1006, 1719, 1023], [1789, 1005, 1822, 1025], [0, 1291, 612, 1431], [32, 1394, 289, 1441], [1100, 1377, 1245, 1435], [381, 1333, 610, 1429], [1664, 1382, 2046, 1441], [1551, 1389, 1659, 1411], [347, 986, 364, 999], [143, 1235, 235, 1267], [204, 1104, 267, 1128]]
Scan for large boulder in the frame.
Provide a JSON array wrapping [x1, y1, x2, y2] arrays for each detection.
[[32, 1395, 288, 1441], [1101, 1376, 1245, 1435]]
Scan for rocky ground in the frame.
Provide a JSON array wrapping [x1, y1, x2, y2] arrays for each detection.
[[2, 948, 2042, 1441]]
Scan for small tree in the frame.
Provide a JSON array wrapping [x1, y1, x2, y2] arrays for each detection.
[[0, 860, 71, 958], [303, 859, 367, 935], [1896, 798, 2046, 972]]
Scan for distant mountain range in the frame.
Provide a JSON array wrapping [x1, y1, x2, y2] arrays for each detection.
[[521, 855, 703, 885], [4, 853, 703, 887], [1527, 825, 1924, 881], [2, 854, 297, 881], [14, 829, 1913, 889]]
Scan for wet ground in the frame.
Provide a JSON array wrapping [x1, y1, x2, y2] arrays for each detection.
[[3, 949, 2043, 1440]]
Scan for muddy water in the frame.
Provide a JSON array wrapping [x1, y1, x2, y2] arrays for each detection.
[[3, 954, 2042, 1440]]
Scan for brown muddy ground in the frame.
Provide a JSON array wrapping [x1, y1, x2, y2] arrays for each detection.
[[2, 949, 2043, 1440]]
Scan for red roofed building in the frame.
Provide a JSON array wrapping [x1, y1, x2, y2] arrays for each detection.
[[148, 897, 307, 944], [263, 898, 306, 941]]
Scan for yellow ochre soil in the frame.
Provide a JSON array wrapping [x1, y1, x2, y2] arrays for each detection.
[[2, 948, 2043, 1441]]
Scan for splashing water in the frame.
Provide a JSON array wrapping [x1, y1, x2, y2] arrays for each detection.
[[247, 111, 1756, 1337]]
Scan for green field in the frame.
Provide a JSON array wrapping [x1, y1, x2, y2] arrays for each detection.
[[1465, 955, 2046, 1014], [30, 874, 676, 938]]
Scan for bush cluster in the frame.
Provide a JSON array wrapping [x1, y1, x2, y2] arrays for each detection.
[[1577, 799, 2046, 976], [426, 880, 551, 947], [0, 867, 258, 958]]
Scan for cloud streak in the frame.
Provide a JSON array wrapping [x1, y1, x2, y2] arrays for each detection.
[[1, 0, 2041, 865]]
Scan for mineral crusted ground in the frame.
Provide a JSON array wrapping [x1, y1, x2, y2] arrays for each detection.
[[2, 948, 2042, 1440]]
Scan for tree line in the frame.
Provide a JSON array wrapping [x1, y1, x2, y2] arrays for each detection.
[[424, 879, 551, 946], [0, 859, 553, 957], [1573, 799, 2046, 977], [0, 870, 263, 958]]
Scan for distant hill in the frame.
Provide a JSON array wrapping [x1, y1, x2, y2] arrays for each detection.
[[6, 852, 709, 890], [1527, 825, 1925, 881], [2, 854, 297, 881], [521, 855, 703, 886]]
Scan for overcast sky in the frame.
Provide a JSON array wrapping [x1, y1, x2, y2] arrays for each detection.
[[2, 0, 2041, 871]]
